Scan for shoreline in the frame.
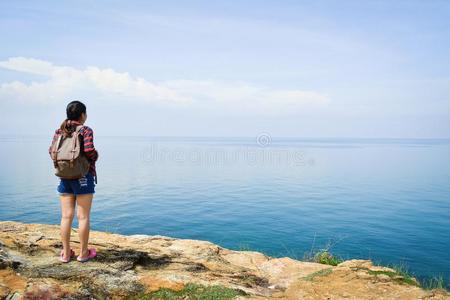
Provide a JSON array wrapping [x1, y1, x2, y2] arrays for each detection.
[[1, 220, 449, 299]]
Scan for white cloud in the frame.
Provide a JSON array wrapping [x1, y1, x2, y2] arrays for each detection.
[[0, 57, 329, 115]]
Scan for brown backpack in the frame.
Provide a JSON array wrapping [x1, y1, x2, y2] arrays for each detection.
[[50, 125, 90, 179]]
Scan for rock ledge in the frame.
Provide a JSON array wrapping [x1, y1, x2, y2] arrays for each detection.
[[0, 221, 448, 299]]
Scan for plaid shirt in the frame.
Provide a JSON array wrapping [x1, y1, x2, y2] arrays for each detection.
[[49, 120, 98, 181]]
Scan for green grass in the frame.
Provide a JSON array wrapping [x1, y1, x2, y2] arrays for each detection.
[[312, 251, 344, 266], [302, 236, 346, 266], [367, 270, 397, 276], [354, 262, 419, 287], [421, 276, 446, 290], [390, 264, 420, 286], [364, 263, 449, 291], [364, 260, 448, 291], [128, 283, 242, 300], [366, 269, 418, 286], [303, 268, 333, 281]]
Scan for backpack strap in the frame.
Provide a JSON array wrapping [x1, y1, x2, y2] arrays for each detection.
[[70, 125, 84, 167], [52, 134, 63, 168], [75, 124, 84, 133]]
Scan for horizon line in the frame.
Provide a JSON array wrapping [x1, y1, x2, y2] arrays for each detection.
[[1, 134, 450, 141]]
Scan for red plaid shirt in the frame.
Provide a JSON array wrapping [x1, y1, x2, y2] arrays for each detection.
[[49, 120, 98, 180]]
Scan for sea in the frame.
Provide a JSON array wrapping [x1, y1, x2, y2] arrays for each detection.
[[0, 135, 449, 286]]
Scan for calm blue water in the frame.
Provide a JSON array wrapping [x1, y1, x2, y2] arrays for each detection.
[[1, 136, 449, 286]]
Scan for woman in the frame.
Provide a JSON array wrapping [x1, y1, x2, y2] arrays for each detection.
[[49, 100, 99, 263]]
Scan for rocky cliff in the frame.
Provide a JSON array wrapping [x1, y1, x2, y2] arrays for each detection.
[[0, 221, 448, 299]]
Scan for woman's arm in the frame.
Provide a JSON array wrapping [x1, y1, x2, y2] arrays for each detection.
[[81, 126, 99, 161]]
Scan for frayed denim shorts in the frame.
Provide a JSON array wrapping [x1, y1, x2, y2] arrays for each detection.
[[57, 172, 96, 195]]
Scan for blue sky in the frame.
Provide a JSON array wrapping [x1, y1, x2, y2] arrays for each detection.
[[0, 0, 449, 138]]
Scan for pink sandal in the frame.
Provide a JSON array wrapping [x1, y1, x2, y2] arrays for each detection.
[[77, 248, 97, 262], [60, 248, 75, 263]]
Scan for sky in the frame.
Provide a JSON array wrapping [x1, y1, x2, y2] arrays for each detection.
[[0, 0, 449, 138]]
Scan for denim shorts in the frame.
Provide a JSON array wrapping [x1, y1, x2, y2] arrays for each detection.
[[57, 172, 96, 195]]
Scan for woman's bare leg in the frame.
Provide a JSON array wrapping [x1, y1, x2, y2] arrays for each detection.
[[60, 193, 76, 259], [76, 193, 93, 258]]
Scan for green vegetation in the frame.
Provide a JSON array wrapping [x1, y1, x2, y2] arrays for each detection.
[[303, 246, 344, 266], [312, 250, 344, 266], [302, 236, 346, 266], [358, 262, 449, 291], [367, 269, 418, 286], [303, 268, 333, 281], [397, 267, 447, 291], [422, 276, 446, 290], [367, 261, 448, 291], [128, 283, 242, 300], [390, 264, 420, 286]]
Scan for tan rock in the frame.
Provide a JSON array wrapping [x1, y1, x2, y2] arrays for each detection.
[[221, 249, 270, 271], [376, 274, 391, 282], [338, 259, 373, 269], [139, 274, 186, 292], [369, 265, 396, 273], [0, 269, 27, 294]]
